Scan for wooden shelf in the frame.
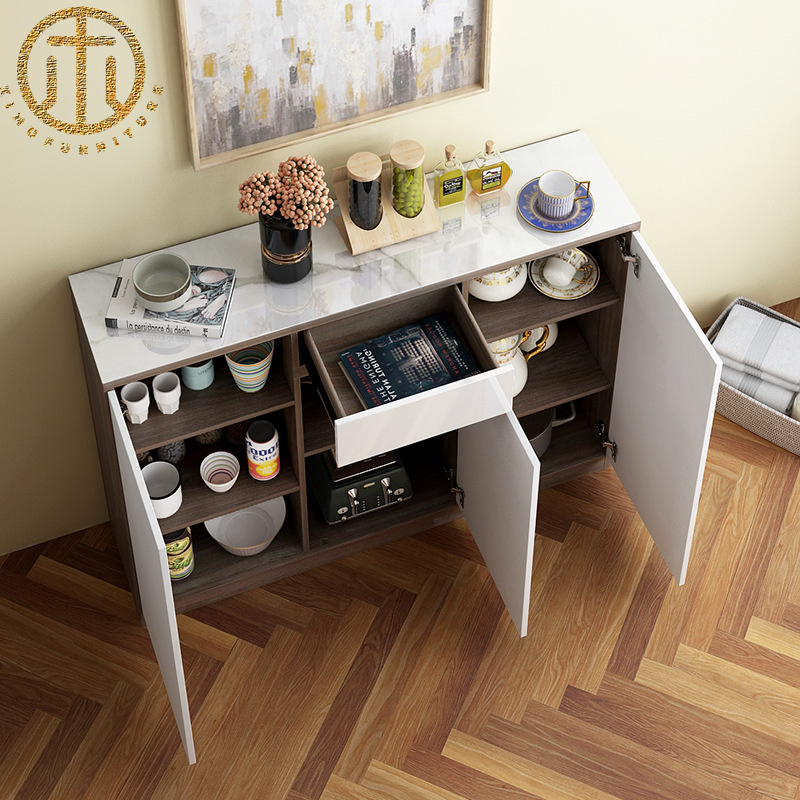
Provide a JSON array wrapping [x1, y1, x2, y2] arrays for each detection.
[[511, 322, 612, 418], [172, 516, 304, 614], [171, 441, 459, 614], [467, 269, 621, 342], [126, 353, 294, 454], [537, 417, 607, 490], [157, 455, 300, 536], [307, 445, 457, 549]]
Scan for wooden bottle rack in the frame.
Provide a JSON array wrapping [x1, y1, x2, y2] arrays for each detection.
[[332, 157, 441, 256]]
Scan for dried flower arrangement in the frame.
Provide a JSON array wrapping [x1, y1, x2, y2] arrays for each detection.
[[237, 155, 335, 230]]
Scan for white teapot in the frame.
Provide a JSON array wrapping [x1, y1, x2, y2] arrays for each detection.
[[489, 323, 558, 396]]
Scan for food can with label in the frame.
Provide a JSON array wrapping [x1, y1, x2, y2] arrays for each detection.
[[163, 527, 194, 580], [246, 420, 280, 480]]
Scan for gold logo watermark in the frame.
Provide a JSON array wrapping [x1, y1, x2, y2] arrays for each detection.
[[4, 6, 161, 153]]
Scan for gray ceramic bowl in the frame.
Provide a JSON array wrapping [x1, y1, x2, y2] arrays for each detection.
[[133, 253, 192, 312]]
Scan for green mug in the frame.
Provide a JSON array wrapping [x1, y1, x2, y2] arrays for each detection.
[[181, 359, 214, 391]]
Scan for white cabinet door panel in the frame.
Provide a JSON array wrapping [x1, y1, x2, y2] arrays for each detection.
[[609, 232, 721, 585], [456, 377, 539, 637], [335, 363, 515, 466], [109, 394, 196, 764]]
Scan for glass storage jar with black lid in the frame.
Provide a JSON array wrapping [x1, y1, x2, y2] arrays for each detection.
[[389, 139, 425, 218], [347, 151, 383, 231]]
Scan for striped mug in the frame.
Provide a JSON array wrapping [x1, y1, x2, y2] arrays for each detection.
[[537, 170, 590, 219]]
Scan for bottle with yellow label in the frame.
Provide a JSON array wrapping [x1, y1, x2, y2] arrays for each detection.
[[466, 140, 512, 195], [433, 145, 466, 207]]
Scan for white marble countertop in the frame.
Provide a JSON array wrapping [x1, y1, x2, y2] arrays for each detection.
[[69, 130, 640, 390]]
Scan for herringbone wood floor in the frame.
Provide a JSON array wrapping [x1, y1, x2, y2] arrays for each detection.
[[4, 300, 800, 800]]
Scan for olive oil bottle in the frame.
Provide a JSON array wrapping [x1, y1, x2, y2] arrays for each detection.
[[433, 145, 466, 207], [466, 140, 512, 195]]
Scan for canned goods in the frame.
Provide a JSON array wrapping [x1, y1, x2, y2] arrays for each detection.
[[163, 527, 194, 580], [246, 420, 280, 480]]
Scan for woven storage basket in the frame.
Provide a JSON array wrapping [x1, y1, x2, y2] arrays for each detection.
[[707, 296, 800, 455]]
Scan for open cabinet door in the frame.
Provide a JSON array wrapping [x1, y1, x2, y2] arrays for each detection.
[[609, 232, 721, 585], [108, 394, 196, 764], [456, 377, 540, 637]]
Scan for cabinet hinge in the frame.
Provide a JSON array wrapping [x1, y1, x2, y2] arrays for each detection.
[[617, 235, 640, 278], [445, 468, 465, 508], [595, 421, 618, 462]]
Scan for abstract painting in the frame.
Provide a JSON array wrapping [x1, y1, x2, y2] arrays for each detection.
[[176, 0, 490, 168]]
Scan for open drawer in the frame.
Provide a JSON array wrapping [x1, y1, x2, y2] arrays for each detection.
[[303, 286, 516, 465]]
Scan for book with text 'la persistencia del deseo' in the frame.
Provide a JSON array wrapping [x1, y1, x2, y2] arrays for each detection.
[[338, 313, 482, 408], [105, 258, 236, 339]]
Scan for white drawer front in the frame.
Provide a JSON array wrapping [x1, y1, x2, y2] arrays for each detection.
[[334, 364, 515, 466]]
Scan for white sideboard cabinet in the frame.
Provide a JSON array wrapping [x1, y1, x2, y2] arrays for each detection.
[[69, 131, 721, 763]]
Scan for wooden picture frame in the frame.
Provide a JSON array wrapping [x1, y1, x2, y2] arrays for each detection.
[[175, 0, 492, 170]]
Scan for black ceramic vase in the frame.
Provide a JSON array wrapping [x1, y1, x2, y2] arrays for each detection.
[[258, 212, 313, 283]]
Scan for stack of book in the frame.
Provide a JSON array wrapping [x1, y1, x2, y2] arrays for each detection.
[[105, 258, 236, 339]]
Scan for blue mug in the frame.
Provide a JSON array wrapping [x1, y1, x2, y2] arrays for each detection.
[[181, 359, 214, 391]]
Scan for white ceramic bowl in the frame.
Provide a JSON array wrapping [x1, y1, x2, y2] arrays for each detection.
[[468, 262, 527, 302], [205, 497, 286, 556], [133, 253, 192, 312], [200, 451, 240, 493]]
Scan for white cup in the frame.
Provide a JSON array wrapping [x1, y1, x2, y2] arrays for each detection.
[[542, 249, 589, 288], [120, 382, 150, 424], [153, 372, 181, 414], [538, 170, 590, 219], [791, 393, 800, 421], [542, 256, 578, 288], [142, 461, 182, 518]]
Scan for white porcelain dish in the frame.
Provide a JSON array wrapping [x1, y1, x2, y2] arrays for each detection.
[[528, 250, 600, 300], [204, 496, 286, 556]]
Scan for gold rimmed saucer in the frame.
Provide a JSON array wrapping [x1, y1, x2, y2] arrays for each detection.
[[528, 251, 600, 300]]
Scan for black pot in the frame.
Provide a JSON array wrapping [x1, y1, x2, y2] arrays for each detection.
[[258, 212, 313, 283]]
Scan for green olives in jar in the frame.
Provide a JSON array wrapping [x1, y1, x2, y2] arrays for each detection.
[[389, 140, 425, 218]]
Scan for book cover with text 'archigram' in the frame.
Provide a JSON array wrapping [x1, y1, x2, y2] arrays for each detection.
[[338, 313, 482, 408]]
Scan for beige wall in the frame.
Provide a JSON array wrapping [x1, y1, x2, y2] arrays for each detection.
[[3, 0, 800, 554]]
